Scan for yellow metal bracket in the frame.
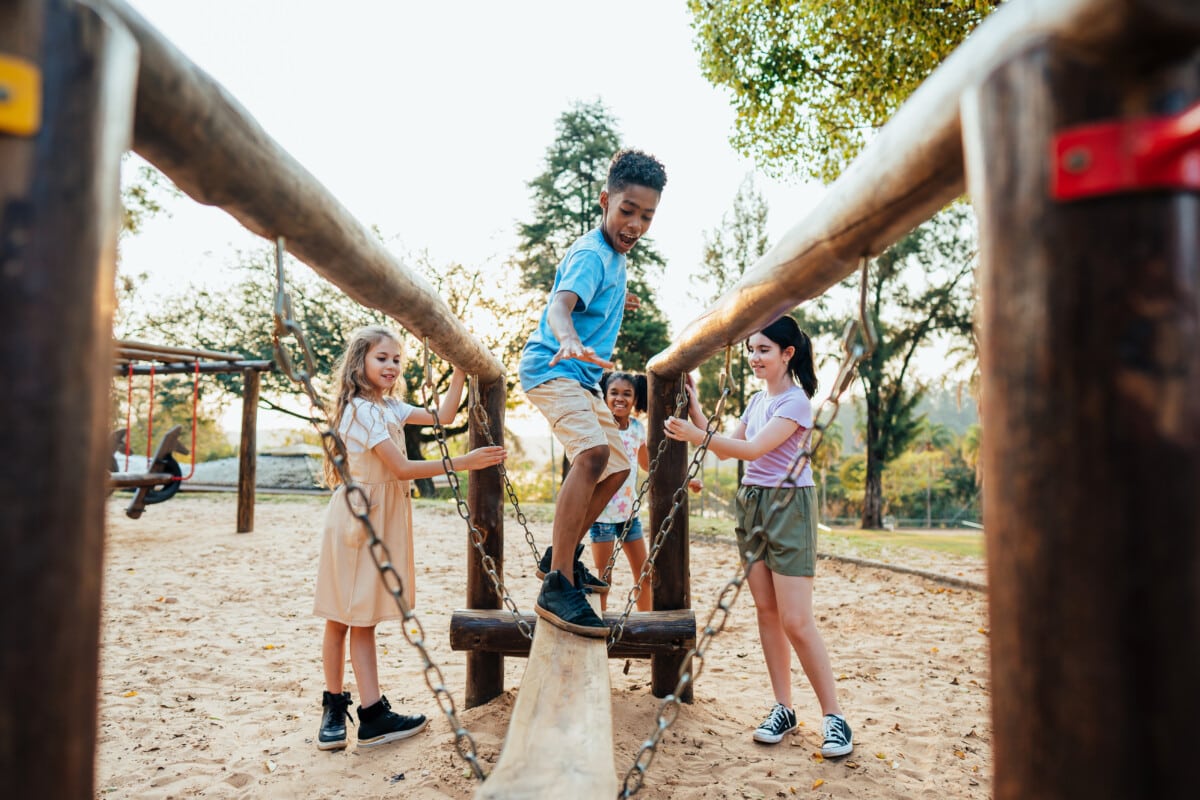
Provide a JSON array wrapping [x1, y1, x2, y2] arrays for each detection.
[[0, 54, 41, 137]]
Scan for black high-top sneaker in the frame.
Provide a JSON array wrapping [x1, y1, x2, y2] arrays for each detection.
[[357, 695, 428, 748], [537, 543, 609, 594], [535, 570, 608, 637], [317, 690, 353, 751]]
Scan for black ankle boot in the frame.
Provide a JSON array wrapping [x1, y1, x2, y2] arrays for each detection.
[[357, 695, 428, 748], [317, 690, 353, 751]]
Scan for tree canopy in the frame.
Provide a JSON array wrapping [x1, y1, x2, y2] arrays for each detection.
[[688, 0, 999, 182]]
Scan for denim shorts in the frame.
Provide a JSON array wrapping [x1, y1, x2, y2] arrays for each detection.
[[589, 518, 644, 543]]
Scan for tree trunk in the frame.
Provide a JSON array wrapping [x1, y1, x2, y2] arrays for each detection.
[[861, 416, 884, 528]]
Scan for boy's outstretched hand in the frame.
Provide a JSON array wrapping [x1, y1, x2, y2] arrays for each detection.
[[457, 446, 507, 471], [624, 291, 641, 312], [548, 334, 614, 369]]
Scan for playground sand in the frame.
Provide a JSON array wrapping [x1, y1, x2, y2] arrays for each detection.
[[96, 494, 992, 799]]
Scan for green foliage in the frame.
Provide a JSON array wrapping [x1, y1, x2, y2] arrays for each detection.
[[688, 0, 999, 182], [514, 98, 672, 371]]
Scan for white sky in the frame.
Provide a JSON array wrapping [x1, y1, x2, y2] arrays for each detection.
[[118, 0, 828, 341]]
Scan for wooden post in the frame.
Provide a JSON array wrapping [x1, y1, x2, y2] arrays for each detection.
[[646, 370, 692, 701], [236, 368, 260, 533], [464, 377, 505, 707], [0, 2, 137, 797], [962, 37, 1200, 800]]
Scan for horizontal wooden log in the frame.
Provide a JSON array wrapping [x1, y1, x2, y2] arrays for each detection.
[[108, 471, 175, 487], [99, 0, 503, 383], [112, 359, 273, 376], [450, 608, 695, 659], [648, 0, 1200, 377], [474, 598, 616, 800], [115, 339, 242, 361]]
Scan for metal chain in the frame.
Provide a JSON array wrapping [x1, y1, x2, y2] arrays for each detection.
[[468, 379, 544, 567], [269, 238, 487, 781], [619, 258, 877, 798], [419, 341, 534, 641], [606, 348, 734, 649]]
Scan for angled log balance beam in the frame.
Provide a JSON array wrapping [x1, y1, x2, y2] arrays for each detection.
[[473, 598, 618, 800]]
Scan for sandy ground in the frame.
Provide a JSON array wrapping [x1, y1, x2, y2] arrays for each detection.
[[96, 494, 992, 799]]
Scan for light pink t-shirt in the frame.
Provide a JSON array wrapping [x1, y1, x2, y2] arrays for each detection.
[[740, 386, 815, 488], [596, 417, 645, 523]]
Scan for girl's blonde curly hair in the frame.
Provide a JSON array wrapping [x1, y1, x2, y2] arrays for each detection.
[[323, 325, 404, 488]]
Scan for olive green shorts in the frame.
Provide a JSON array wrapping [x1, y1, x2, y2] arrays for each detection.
[[734, 485, 818, 577]]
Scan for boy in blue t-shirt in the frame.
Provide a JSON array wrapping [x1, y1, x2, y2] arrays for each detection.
[[519, 148, 667, 637]]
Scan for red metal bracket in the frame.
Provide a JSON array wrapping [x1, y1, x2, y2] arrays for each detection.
[[1051, 101, 1200, 200]]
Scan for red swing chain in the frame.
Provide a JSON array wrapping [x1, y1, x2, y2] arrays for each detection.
[[124, 359, 201, 480]]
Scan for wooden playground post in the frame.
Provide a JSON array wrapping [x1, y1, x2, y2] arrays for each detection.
[[962, 28, 1200, 800], [236, 367, 260, 533], [646, 370, 693, 701], [465, 377, 506, 707], [0, 1, 137, 796]]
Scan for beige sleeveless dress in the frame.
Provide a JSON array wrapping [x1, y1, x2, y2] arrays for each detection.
[[313, 398, 416, 625]]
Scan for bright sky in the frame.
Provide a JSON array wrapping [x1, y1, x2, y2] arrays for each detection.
[[119, 0, 827, 342]]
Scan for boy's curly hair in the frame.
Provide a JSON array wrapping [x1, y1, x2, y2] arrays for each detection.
[[606, 149, 667, 194]]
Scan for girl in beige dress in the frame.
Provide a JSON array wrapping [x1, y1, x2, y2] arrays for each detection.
[[313, 325, 506, 751]]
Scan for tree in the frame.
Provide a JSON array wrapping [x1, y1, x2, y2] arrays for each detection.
[[850, 207, 977, 528], [688, 0, 999, 182], [136, 246, 536, 494], [691, 176, 771, 476], [514, 99, 671, 369]]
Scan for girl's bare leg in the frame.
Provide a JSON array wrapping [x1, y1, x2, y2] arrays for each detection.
[[322, 620, 350, 693], [747, 560, 793, 708], [590, 540, 615, 611], [348, 625, 381, 708], [622, 536, 651, 611], [772, 573, 842, 715]]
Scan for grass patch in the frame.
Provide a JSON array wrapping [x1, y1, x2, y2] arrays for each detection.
[[687, 515, 983, 560]]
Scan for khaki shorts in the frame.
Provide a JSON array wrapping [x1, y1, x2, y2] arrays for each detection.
[[734, 485, 818, 577], [525, 378, 630, 482]]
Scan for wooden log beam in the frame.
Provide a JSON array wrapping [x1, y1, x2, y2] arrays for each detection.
[[464, 377, 505, 707], [646, 371, 692, 700], [236, 368, 260, 533], [97, 0, 503, 383], [963, 37, 1200, 800], [115, 339, 242, 361], [0, 2, 137, 796], [649, 0, 1200, 377], [113, 359, 273, 376], [449, 609, 696, 659], [474, 597, 617, 800]]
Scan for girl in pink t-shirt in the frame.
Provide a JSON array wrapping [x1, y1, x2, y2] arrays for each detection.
[[664, 316, 852, 759]]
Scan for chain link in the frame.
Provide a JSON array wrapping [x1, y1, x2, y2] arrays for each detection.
[[619, 258, 877, 798], [420, 341, 535, 641], [606, 348, 733, 649], [468, 380, 544, 567], [269, 238, 488, 781]]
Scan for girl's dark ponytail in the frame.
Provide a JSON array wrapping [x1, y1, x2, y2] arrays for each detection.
[[758, 316, 818, 398]]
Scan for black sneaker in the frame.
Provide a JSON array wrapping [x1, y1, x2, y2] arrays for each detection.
[[536, 544, 609, 595], [821, 714, 853, 757], [534, 570, 608, 637], [753, 703, 798, 744], [357, 695, 428, 748], [317, 690, 353, 751]]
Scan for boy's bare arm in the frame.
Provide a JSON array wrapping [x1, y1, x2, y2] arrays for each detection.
[[546, 291, 613, 368]]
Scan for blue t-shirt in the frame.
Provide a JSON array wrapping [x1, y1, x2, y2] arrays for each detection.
[[519, 228, 626, 392]]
